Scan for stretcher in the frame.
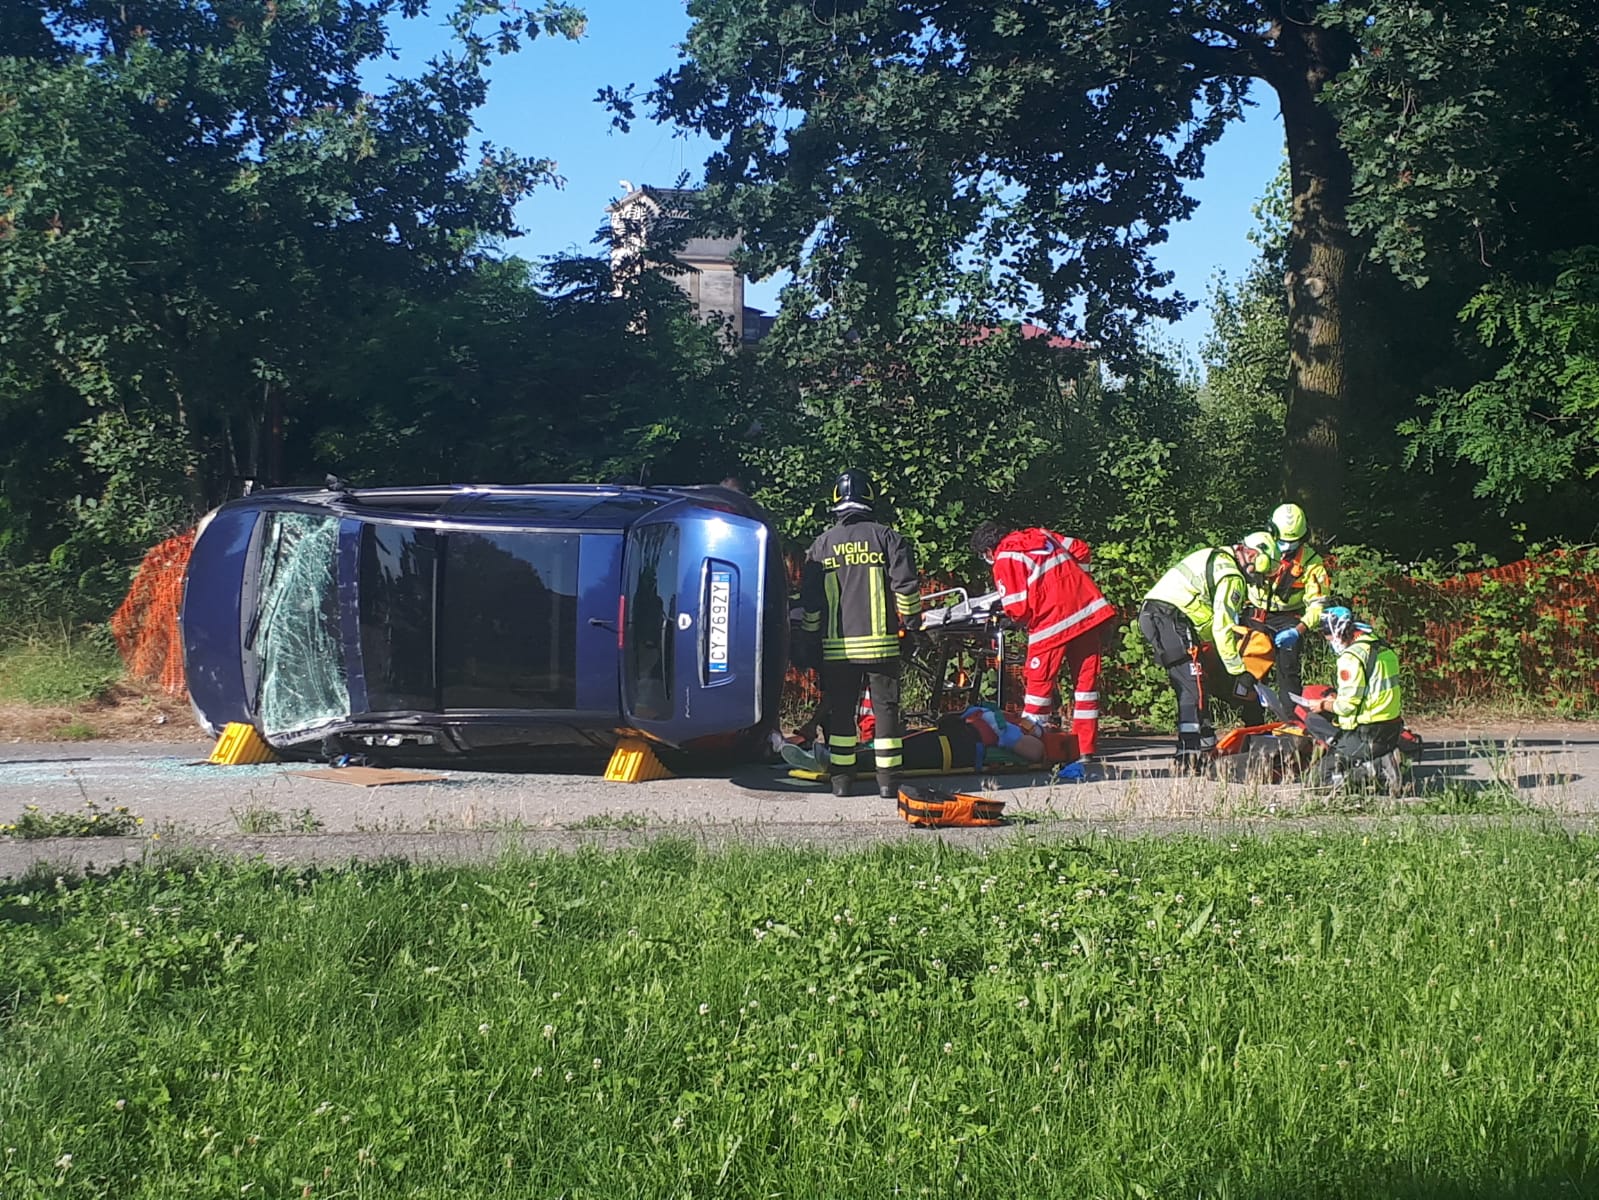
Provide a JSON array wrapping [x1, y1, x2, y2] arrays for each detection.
[[901, 586, 1016, 722], [784, 587, 1080, 785]]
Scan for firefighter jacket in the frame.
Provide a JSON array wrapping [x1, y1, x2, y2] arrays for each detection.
[[991, 527, 1115, 655], [1145, 547, 1249, 674], [800, 513, 921, 662], [1250, 544, 1332, 628], [1331, 633, 1402, 729]]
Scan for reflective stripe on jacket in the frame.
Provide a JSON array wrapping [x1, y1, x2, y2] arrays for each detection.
[[1331, 634, 1403, 729], [1145, 547, 1248, 673], [991, 527, 1115, 654], [1251, 545, 1332, 627], [800, 514, 921, 662]]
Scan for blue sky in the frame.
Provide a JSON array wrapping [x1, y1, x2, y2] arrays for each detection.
[[386, 1, 1286, 359]]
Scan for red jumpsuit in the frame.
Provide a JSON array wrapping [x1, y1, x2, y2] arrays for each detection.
[[991, 527, 1116, 755]]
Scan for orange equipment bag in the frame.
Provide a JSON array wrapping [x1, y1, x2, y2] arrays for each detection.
[[897, 784, 1005, 828]]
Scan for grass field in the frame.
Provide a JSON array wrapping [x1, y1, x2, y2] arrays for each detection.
[[3, 828, 1597, 1198]]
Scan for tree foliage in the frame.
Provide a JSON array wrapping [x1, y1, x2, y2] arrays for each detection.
[[1403, 251, 1599, 508], [0, 0, 583, 584], [622, 0, 1387, 524], [1329, 0, 1599, 289]]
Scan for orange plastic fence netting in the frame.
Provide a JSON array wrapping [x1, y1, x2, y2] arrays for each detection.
[[111, 530, 195, 698], [1360, 551, 1599, 702]]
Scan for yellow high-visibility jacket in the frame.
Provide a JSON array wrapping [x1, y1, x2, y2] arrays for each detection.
[[1146, 547, 1248, 674], [1331, 634, 1403, 729]]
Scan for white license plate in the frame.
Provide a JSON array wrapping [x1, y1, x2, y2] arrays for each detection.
[[707, 571, 732, 674]]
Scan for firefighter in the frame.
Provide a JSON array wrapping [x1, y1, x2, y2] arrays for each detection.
[[797, 469, 922, 798], [1253, 502, 1334, 701], [1138, 542, 1275, 768], [1307, 606, 1406, 790], [970, 521, 1116, 761]]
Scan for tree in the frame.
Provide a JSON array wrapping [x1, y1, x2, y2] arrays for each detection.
[[621, 0, 1373, 527], [0, 0, 583, 574], [1329, 0, 1599, 291], [303, 255, 755, 490], [1402, 251, 1599, 508], [741, 272, 1076, 576], [1327, 1, 1599, 521]]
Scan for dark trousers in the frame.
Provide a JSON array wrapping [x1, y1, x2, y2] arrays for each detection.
[[1262, 611, 1307, 700], [819, 660, 903, 786], [1313, 718, 1405, 781], [1138, 601, 1213, 753], [1138, 601, 1257, 754]]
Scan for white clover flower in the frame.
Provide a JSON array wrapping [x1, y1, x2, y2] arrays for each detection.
[[564, 1071, 575, 1083], [478, 1022, 491, 1036], [114, 1099, 126, 1111], [942, 1042, 953, 1054], [54, 1153, 73, 1170], [542, 1024, 555, 1039], [699, 1003, 711, 1015], [591, 1058, 602, 1071]]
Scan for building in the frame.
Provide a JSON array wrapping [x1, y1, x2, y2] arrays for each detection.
[[607, 183, 771, 343]]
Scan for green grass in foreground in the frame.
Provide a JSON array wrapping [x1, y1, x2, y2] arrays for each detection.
[[3, 830, 1598, 1198]]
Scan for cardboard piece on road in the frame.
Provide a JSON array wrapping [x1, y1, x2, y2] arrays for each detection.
[[287, 766, 447, 788]]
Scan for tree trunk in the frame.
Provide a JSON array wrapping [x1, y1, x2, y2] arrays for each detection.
[[1270, 21, 1359, 537]]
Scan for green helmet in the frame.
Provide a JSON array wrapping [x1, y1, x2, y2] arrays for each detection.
[[1270, 502, 1309, 543], [1235, 535, 1276, 582]]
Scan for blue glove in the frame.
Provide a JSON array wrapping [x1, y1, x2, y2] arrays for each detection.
[[1273, 626, 1301, 650]]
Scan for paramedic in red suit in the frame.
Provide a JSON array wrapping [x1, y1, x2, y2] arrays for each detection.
[[970, 521, 1116, 758]]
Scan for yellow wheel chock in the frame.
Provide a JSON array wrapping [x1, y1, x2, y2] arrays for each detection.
[[208, 722, 278, 765], [603, 737, 674, 782]]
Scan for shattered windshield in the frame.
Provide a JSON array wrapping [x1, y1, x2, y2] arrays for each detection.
[[253, 512, 350, 739]]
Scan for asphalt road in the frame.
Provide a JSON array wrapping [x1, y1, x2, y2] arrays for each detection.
[[2, 720, 1595, 877]]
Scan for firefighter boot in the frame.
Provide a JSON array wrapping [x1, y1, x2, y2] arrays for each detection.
[[830, 773, 854, 798], [876, 771, 899, 800]]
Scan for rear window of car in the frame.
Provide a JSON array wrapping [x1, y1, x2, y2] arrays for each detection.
[[623, 524, 679, 721], [439, 531, 579, 710]]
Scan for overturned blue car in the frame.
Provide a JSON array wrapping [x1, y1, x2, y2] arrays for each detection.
[[180, 483, 786, 763]]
